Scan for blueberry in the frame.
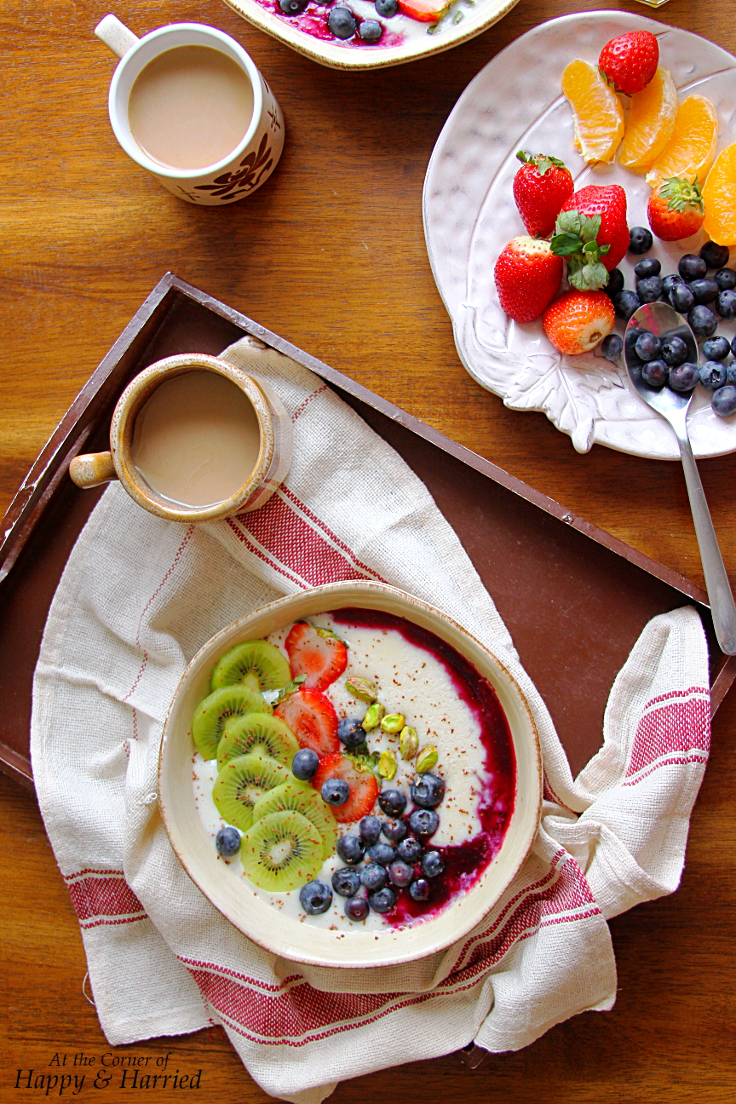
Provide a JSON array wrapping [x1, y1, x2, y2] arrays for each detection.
[[717, 290, 736, 319], [388, 860, 414, 887], [629, 226, 653, 254], [332, 868, 361, 897], [411, 773, 446, 809], [328, 6, 357, 37], [727, 362, 736, 386], [409, 878, 431, 902], [678, 254, 707, 281], [668, 362, 699, 392], [358, 19, 383, 42], [662, 274, 685, 302], [641, 359, 668, 388], [702, 336, 731, 361], [321, 778, 350, 806], [215, 825, 241, 857], [337, 717, 367, 750], [688, 305, 718, 337], [366, 841, 395, 866], [360, 862, 387, 891], [381, 818, 407, 843], [600, 333, 623, 362], [359, 815, 381, 845], [660, 335, 688, 366], [336, 833, 364, 866], [699, 361, 728, 391], [613, 290, 640, 321], [670, 282, 695, 314], [292, 748, 319, 781], [715, 268, 736, 291], [732, 336, 736, 358], [397, 837, 422, 862], [634, 257, 661, 280], [375, 0, 398, 13], [421, 850, 445, 878], [344, 895, 369, 921], [636, 276, 663, 303], [700, 241, 730, 269], [279, 0, 308, 11], [368, 887, 396, 913], [634, 331, 661, 362], [689, 278, 719, 305], [712, 385, 736, 417], [300, 880, 333, 914], [606, 269, 625, 297], [378, 788, 407, 817], [408, 808, 440, 837]]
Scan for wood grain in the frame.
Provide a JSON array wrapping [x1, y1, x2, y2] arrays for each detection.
[[2, 0, 736, 1100]]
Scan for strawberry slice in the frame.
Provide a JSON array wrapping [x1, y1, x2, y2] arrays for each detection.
[[398, 0, 448, 21], [312, 753, 379, 824], [274, 688, 339, 757], [284, 621, 348, 691]]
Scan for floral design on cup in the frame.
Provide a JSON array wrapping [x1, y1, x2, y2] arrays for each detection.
[[195, 134, 274, 199]]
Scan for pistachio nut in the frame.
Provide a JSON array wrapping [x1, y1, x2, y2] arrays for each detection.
[[399, 725, 419, 760], [345, 676, 377, 703], [381, 713, 405, 735], [362, 701, 386, 731], [416, 745, 438, 773], [378, 750, 397, 780]]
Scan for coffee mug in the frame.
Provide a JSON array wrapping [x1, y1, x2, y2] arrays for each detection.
[[69, 354, 292, 523], [94, 15, 285, 205]]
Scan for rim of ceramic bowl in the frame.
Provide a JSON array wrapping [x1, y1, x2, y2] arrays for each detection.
[[111, 353, 274, 522], [223, 0, 521, 71], [158, 580, 542, 969]]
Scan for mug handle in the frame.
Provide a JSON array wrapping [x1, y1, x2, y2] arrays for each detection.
[[69, 451, 117, 489], [94, 14, 140, 58]]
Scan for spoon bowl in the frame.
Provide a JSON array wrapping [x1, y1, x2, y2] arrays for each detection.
[[625, 302, 736, 654]]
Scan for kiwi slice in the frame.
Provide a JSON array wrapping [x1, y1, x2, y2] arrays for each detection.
[[212, 752, 292, 834], [210, 640, 290, 694], [192, 685, 272, 760], [240, 809, 324, 892], [217, 713, 299, 771], [252, 779, 338, 861]]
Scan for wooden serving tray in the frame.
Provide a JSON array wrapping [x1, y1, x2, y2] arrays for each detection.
[[1, 273, 732, 789]]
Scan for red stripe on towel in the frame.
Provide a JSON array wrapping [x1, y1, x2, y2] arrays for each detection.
[[626, 689, 710, 779], [65, 871, 147, 928]]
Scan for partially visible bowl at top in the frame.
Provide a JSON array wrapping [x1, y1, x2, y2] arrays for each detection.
[[223, 0, 520, 71], [158, 580, 541, 969]]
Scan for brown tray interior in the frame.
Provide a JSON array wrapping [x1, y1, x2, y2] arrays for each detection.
[[1, 275, 730, 787]]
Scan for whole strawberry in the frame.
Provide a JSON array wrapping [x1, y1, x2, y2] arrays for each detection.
[[551, 184, 628, 290], [513, 151, 574, 238], [599, 30, 659, 95], [494, 236, 564, 323], [542, 290, 615, 355], [648, 175, 705, 241]]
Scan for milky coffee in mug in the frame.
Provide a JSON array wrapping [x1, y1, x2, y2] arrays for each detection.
[[95, 17, 284, 204]]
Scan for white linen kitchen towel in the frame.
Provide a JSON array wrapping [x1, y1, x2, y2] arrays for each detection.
[[31, 336, 711, 1103]]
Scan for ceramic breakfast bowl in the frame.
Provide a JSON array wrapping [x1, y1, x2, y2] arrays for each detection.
[[158, 580, 542, 968], [224, 0, 520, 72]]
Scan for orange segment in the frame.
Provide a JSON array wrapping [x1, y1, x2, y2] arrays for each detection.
[[703, 142, 736, 246], [561, 59, 625, 165], [645, 95, 719, 188], [618, 67, 677, 174]]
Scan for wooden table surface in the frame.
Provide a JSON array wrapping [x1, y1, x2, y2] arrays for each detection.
[[2, 0, 736, 1100]]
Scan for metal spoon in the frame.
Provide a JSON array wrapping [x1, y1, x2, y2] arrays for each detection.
[[625, 300, 736, 654]]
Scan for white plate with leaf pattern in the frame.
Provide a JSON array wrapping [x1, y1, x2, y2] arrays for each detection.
[[423, 10, 736, 458]]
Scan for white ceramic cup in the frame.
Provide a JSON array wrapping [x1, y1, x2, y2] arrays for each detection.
[[94, 15, 285, 205]]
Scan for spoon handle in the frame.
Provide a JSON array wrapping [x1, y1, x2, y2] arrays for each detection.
[[678, 431, 736, 654]]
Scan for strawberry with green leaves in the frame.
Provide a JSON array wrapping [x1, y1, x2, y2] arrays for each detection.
[[647, 176, 705, 242], [598, 31, 659, 96], [513, 151, 574, 238], [494, 236, 564, 323], [551, 184, 628, 290]]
